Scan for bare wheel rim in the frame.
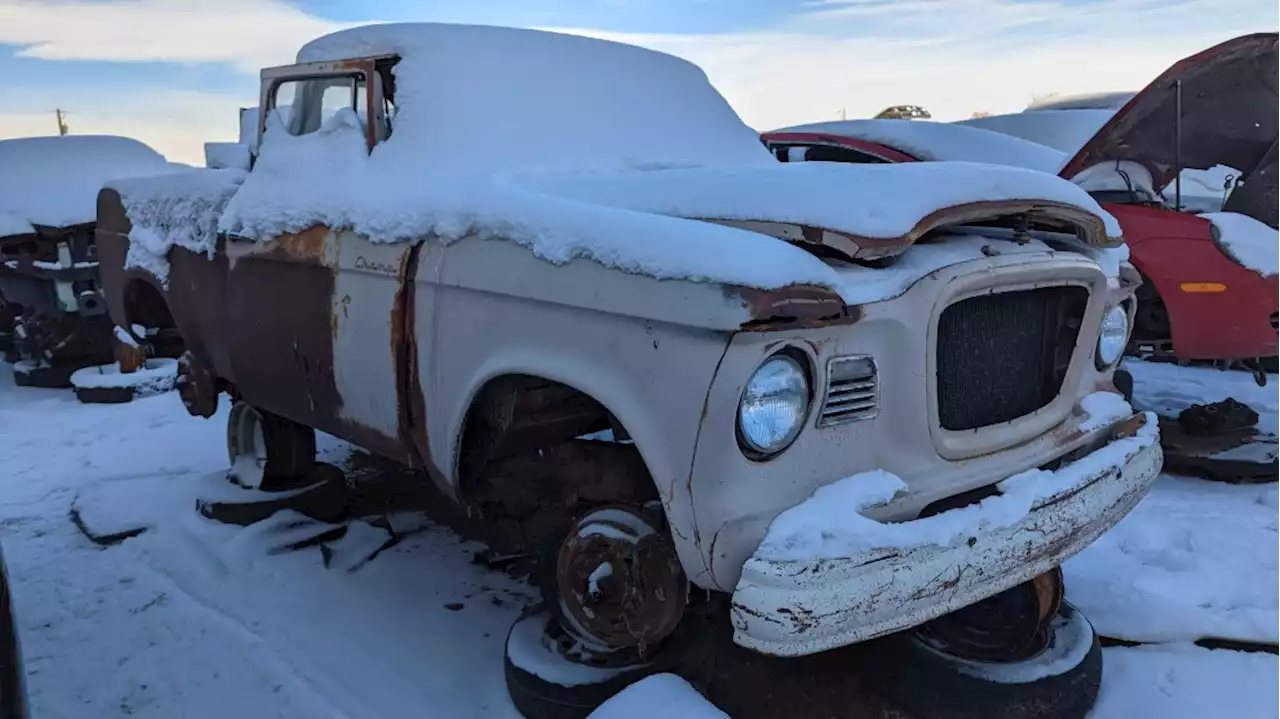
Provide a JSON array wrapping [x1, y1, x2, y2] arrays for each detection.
[[226, 403, 268, 488], [553, 505, 687, 659], [913, 568, 1064, 663]]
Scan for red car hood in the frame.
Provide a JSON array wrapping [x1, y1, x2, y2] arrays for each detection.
[[1060, 33, 1278, 191]]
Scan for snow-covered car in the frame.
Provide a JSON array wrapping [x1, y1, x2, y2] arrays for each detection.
[[0, 135, 178, 387], [94, 23, 1161, 717], [769, 34, 1279, 373]]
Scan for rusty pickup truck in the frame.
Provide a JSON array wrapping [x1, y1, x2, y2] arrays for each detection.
[[96, 22, 1161, 718]]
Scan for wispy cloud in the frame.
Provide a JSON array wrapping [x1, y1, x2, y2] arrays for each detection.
[[0, 0, 349, 72], [551, 0, 1274, 128]]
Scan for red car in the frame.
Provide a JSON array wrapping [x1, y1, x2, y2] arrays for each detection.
[[763, 33, 1278, 374]]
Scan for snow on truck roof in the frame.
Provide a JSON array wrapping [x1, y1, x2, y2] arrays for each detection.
[[0, 135, 175, 238], [124, 24, 1124, 299], [768, 119, 1068, 174]]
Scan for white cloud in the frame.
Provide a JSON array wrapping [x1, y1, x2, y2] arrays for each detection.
[[549, 0, 1276, 128], [0, 0, 349, 72]]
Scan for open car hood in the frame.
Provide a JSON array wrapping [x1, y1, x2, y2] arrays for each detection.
[[518, 161, 1120, 264], [1060, 33, 1279, 192]]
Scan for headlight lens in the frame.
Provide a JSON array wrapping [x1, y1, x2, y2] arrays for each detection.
[[738, 354, 809, 457], [1097, 305, 1129, 367]]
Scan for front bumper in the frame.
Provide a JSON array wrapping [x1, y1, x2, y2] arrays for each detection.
[[730, 412, 1162, 657]]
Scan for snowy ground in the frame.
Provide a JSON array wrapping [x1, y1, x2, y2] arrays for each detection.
[[0, 360, 1275, 718]]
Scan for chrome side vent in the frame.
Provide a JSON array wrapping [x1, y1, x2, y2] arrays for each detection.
[[818, 356, 878, 427]]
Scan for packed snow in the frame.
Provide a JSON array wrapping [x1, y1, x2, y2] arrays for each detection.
[[110, 168, 247, 285], [1092, 644, 1278, 719], [768, 119, 1068, 173], [1201, 212, 1279, 277], [0, 136, 176, 237], [1063, 360, 1280, 645], [204, 142, 251, 171], [0, 348, 1275, 716], [587, 674, 727, 718], [754, 406, 1155, 562]]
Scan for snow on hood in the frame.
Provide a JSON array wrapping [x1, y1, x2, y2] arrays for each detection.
[[959, 110, 1115, 155], [1026, 92, 1136, 111], [766, 119, 1068, 174], [213, 23, 1123, 297], [524, 160, 1123, 242], [0, 135, 176, 237], [1202, 212, 1278, 277]]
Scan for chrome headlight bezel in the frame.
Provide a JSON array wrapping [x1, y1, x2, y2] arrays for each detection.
[[1096, 304, 1130, 368], [737, 352, 811, 460]]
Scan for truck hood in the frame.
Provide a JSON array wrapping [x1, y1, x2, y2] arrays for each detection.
[[516, 160, 1121, 263], [1060, 33, 1278, 190]]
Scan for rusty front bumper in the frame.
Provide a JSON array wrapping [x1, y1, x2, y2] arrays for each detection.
[[730, 412, 1163, 657]]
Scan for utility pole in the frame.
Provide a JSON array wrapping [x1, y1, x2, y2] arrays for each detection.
[[839, 108, 847, 121], [55, 109, 69, 136]]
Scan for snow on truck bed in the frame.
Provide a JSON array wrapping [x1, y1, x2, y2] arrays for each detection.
[[0, 135, 176, 238], [124, 23, 1122, 298]]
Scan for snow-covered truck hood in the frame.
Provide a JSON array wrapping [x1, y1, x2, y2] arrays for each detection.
[[518, 160, 1123, 262], [1060, 33, 1278, 191]]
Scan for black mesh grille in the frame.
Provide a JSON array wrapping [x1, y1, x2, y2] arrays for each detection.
[[937, 286, 1089, 431]]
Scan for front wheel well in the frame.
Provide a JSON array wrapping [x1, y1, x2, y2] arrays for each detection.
[[454, 374, 660, 555], [122, 279, 184, 358]]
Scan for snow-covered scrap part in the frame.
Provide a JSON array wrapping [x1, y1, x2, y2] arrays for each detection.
[[1201, 211, 1278, 277], [754, 406, 1153, 563], [587, 674, 728, 718], [110, 168, 247, 286], [0, 135, 174, 237], [70, 358, 178, 396], [770, 119, 1068, 174]]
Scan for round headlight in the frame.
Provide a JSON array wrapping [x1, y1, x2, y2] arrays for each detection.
[[738, 354, 809, 457], [1097, 305, 1129, 367]]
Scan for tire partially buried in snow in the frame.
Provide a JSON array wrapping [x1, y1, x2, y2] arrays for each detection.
[[862, 602, 1102, 719], [504, 612, 668, 719], [70, 358, 179, 404]]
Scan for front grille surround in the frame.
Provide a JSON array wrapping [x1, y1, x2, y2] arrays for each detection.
[[935, 284, 1090, 433]]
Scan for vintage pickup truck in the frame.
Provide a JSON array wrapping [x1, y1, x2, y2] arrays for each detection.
[[96, 23, 1161, 718]]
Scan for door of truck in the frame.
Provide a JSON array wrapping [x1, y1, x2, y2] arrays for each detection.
[[224, 59, 419, 464]]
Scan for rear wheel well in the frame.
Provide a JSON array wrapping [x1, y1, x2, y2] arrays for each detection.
[[455, 374, 659, 555], [123, 279, 184, 358]]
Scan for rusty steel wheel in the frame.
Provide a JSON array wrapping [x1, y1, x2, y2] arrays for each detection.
[[914, 568, 1065, 663], [546, 505, 688, 661], [862, 570, 1101, 719], [176, 351, 218, 418]]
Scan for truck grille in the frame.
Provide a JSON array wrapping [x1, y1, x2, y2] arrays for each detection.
[[936, 286, 1088, 431]]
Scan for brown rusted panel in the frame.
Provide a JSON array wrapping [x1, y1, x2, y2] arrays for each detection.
[[392, 243, 432, 471], [730, 284, 857, 331], [271, 226, 331, 263], [710, 198, 1116, 267]]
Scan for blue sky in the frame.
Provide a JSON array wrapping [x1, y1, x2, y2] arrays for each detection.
[[1, 0, 1275, 163]]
